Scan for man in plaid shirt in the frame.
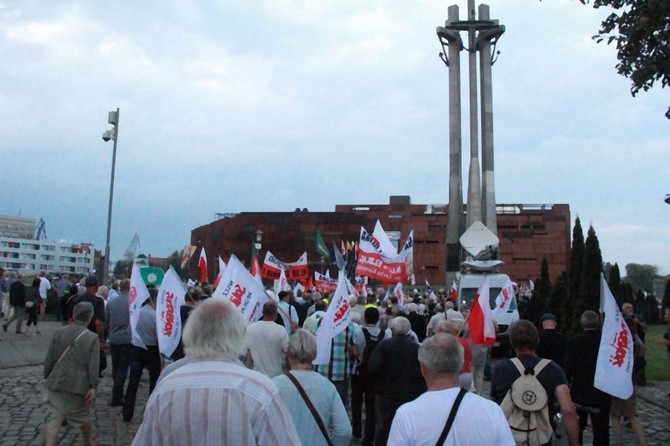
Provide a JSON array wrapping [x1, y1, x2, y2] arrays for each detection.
[[313, 318, 360, 408]]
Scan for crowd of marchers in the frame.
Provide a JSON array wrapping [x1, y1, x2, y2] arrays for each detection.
[[1, 269, 663, 446]]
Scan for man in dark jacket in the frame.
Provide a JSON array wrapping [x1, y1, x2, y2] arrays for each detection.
[[536, 313, 568, 370], [368, 316, 426, 445], [564, 310, 611, 446], [3, 274, 26, 334]]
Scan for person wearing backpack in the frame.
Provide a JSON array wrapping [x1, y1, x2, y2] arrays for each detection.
[[491, 320, 579, 446], [351, 307, 386, 445]]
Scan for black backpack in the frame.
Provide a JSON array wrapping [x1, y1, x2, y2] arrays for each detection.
[[359, 328, 385, 379]]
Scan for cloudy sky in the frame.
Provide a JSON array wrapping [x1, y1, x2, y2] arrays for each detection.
[[1, 0, 668, 275]]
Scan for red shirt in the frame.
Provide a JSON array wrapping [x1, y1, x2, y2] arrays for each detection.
[[458, 337, 472, 373]]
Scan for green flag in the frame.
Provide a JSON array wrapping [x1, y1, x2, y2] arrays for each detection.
[[315, 230, 331, 261], [140, 267, 165, 286]]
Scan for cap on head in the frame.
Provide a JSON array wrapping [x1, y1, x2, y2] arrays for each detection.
[[540, 313, 556, 323]]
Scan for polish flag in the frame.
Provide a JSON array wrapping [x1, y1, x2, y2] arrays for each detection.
[[393, 283, 404, 306], [198, 247, 208, 283], [250, 254, 261, 278], [467, 277, 496, 346], [449, 280, 458, 302], [213, 256, 226, 288]]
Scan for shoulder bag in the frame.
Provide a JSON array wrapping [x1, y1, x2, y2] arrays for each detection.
[[284, 372, 333, 446]]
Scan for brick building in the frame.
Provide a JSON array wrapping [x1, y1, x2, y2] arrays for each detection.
[[190, 198, 571, 288]]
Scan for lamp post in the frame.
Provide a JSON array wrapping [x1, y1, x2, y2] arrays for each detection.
[[102, 108, 120, 285], [250, 230, 263, 275]]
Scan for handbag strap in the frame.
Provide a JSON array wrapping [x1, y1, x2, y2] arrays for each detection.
[[52, 329, 89, 371], [284, 372, 333, 446], [435, 387, 468, 446]]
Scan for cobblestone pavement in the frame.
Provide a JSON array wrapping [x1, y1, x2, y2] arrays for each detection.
[[1, 323, 668, 445]]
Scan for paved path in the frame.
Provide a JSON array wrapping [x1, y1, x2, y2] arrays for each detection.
[[1, 322, 668, 445]]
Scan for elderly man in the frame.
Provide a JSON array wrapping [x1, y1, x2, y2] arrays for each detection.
[[132, 298, 300, 445], [44, 302, 100, 446], [491, 320, 579, 446], [435, 320, 472, 390], [244, 301, 289, 377], [368, 316, 426, 445], [389, 333, 514, 445]]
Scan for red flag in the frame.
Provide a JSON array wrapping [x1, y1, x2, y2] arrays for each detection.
[[449, 280, 458, 302], [467, 277, 496, 346], [198, 247, 208, 283]]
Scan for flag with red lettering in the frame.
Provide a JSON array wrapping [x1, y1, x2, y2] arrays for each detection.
[[313, 272, 352, 365], [595, 275, 634, 399], [355, 227, 407, 283], [198, 247, 208, 283], [467, 277, 496, 346], [156, 266, 187, 357], [492, 278, 515, 316], [314, 271, 338, 293], [213, 254, 268, 324], [129, 262, 150, 349], [261, 251, 309, 283]]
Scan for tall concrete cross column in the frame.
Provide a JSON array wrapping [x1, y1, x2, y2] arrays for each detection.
[[437, 1, 505, 282]]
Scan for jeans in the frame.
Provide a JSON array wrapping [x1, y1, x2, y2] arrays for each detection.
[[333, 377, 350, 410], [109, 343, 132, 405], [122, 345, 161, 422]]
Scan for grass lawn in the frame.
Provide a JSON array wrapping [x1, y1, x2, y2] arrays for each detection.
[[645, 324, 670, 381]]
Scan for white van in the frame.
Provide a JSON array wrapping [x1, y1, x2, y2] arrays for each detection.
[[457, 267, 519, 350]]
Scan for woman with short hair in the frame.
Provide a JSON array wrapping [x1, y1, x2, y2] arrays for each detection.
[[273, 329, 352, 446]]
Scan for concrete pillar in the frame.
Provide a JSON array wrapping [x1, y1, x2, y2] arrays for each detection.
[[444, 4, 464, 279], [465, 0, 482, 229], [479, 4, 497, 236]]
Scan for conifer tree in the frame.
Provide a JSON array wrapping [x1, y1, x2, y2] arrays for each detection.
[[575, 225, 603, 324], [525, 256, 552, 326], [563, 218, 584, 333], [547, 271, 567, 324], [608, 263, 623, 306]]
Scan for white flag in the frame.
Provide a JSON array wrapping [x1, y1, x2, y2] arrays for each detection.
[[313, 272, 352, 365], [213, 254, 268, 324], [492, 278, 516, 316], [156, 266, 186, 357], [129, 262, 150, 349], [273, 268, 290, 295], [595, 275, 634, 399]]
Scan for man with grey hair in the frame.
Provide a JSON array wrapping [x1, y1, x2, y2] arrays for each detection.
[[132, 298, 300, 445], [368, 316, 426, 445], [105, 278, 132, 407], [388, 333, 514, 445], [44, 302, 100, 446]]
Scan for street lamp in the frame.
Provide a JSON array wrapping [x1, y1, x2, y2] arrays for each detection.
[[102, 108, 119, 285], [254, 230, 263, 251]]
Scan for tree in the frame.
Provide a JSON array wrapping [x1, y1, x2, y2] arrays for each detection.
[[579, 0, 670, 118], [525, 256, 552, 326], [574, 225, 603, 327], [624, 263, 659, 293], [547, 271, 567, 324], [113, 259, 133, 279], [563, 218, 585, 333], [608, 262, 623, 305], [162, 250, 186, 280]]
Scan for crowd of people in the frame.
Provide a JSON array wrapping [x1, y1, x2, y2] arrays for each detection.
[[1, 267, 664, 445]]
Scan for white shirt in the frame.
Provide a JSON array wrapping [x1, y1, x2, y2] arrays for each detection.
[[39, 277, 51, 300], [388, 387, 515, 446], [132, 359, 300, 446], [278, 301, 299, 335], [244, 320, 289, 378]]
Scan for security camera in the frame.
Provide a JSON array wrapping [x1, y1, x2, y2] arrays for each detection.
[[102, 129, 114, 142]]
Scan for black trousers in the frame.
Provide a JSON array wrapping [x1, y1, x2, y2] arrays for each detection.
[[122, 345, 161, 422], [375, 396, 405, 446], [110, 343, 132, 405], [351, 374, 377, 446], [578, 403, 611, 446]]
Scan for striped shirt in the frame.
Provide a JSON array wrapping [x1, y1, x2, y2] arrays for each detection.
[[132, 359, 300, 446]]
